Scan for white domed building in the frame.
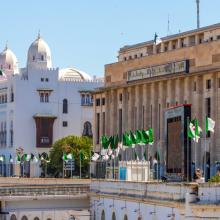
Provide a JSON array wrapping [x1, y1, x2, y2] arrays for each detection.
[[0, 35, 103, 177]]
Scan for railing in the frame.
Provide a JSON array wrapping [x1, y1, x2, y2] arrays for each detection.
[[0, 185, 89, 197]]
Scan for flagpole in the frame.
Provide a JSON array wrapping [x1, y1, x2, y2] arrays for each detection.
[[187, 117, 190, 182], [89, 150, 91, 179], [204, 116, 207, 182], [80, 154, 82, 179]]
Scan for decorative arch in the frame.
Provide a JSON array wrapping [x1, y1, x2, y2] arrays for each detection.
[[34, 217, 40, 220], [112, 212, 116, 220], [82, 121, 93, 137], [21, 216, 28, 220], [63, 99, 68, 114], [123, 215, 128, 220], [10, 214, 17, 220], [101, 210, 105, 220], [47, 219, 52, 220]]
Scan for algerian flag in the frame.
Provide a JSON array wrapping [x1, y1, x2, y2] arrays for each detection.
[[91, 153, 100, 161], [62, 153, 68, 162], [16, 153, 21, 163], [101, 135, 109, 149], [24, 154, 31, 162], [206, 116, 215, 133], [146, 128, 154, 145], [107, 148, 113, 156], [0, 156, 4, 162], [67, 153, 73, 160], [154, 33, 162, 45], [0, 69, 3, 76], [9, 155, 13, 163], [102, 154, 109, 161], [79, 151, 84, 161], [130, 131, 137, 145], [188, 119, 202, 143], [33, 155, 39, 163], [122, 132, 132, 147], [136, 130, 145, 145]]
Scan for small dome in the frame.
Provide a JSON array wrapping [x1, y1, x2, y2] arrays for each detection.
[[0, 45, 18, 73], [27, 34, 52, 69], [59, 68, 92, 80]]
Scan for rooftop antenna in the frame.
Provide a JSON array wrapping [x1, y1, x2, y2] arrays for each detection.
[[196, 0, 200, 28], [167, 14, 170, 36]]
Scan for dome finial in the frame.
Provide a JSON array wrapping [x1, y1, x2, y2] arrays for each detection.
[[37, 30, 41, 39]]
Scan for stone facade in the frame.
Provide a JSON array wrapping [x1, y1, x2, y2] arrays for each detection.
[[93, 23, 220, 176]]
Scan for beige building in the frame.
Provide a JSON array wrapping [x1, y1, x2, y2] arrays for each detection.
[[93, 23, 220, 177]]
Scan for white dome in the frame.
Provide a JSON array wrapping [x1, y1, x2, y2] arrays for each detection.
[[27, 34, 52, 69], [59, 68, 92, 81], [0, 45, 18, 73]]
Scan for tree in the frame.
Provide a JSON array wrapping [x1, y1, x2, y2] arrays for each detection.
[[48, 135, 92, 177]]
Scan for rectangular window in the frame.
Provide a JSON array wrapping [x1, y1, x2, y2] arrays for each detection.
[[206, 79, 211, 90], [167, 102, 170, 108], [119, 93, 122, 102], [134, 107, 137, 130], [193, 81, 197, 91], [102, 112, 105, 135], [41, 78, 44, 82], [102, 98, 105, 106], [45, 78, 49, 82], [96, 98, 100, 106], [96, 113, 100, 144], [118, 109, 122, 139], [62, 121, 68, 127], [206, 97, 211, 137]]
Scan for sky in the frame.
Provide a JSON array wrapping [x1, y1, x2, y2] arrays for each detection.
[[1, 0, 220, 77]]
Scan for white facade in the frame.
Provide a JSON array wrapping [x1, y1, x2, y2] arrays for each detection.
[[0, 34, 103, 177]]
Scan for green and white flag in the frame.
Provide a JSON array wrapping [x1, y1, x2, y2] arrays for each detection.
[[62, 153, 68, 162], [16, 153, 21, 163], [188, 119, 202, 143], [101, 135, 109, 149], [206, 116, 215, 133], [0, 155, 4, 162], [146, 128, 154, 145], [91, 153, 100, 161], [67, 153, 73, 160]]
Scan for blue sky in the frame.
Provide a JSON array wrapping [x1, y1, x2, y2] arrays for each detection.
[[1, 0, 220, 77]]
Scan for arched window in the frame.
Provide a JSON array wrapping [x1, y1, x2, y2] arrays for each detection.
[[10, 214, 17, 220], [21, 216, 28, 220], [137, 217, 142, 220], [123, 215, 128, 220], [112, 212, 116, 220], [41, 55, 44, 61], [101, 210, 105, 220], [34, 217, 40, 220], [47, 219, 52, 220], [82, 121, 92, 137], [63, 99, 68, 114], [33, 56, 35, 61]]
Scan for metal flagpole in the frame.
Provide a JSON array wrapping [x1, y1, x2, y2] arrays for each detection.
[[62, 159, 64, 178], [113, 150, 115, 179], [187, 117, 190, 182], [89, 150, 91, 179], [80, 154, 82, 179], [71, 159, 73, 178], [157, 142, 160, 182], [204, 116, 207, 182]]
